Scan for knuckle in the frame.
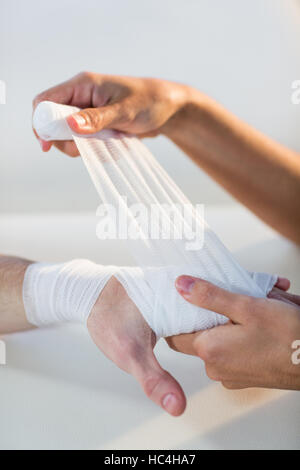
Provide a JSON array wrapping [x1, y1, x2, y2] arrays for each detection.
[[78, 71, 94, 81], [247, 297, 267, 322], [233, 295, 257, 321], [121, 106, 135, 123], [84, 109, 101, 127], [197, 337, 219, 363], [143, 374, 162, 398]]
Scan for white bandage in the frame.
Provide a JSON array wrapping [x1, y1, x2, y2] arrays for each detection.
[[23, 260, 276, 338], [30, 101, 277, 338], [23, 260, 116, 326]]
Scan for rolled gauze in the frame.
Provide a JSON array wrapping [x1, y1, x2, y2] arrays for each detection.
[[33, 101, 79, 141]]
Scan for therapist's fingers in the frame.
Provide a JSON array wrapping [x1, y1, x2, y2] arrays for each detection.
[[165, 332, 201, 356], [66, 103, 124, 135], [32, 79, 76, 110], [34, 123, 79, 156], [53, 141, 80, 157], [175, 276, 259, 324], [32, 74, 94, 154], [131, 351, 186, 417], [33, 128, 52, 152], [221, 381, 249, 390], [39, 139, 52, 152]]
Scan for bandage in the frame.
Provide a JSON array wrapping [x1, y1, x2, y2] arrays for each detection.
[[28, 101, 277, 338], [23, 260, 116, 326]]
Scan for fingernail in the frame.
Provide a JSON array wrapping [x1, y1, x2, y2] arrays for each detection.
[[67, 114, 86, 129], [162, 393, 178, 415], [176, 276, 195, 294]]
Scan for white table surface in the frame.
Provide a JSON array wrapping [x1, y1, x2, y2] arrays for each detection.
[[0, 205, 299, 450]]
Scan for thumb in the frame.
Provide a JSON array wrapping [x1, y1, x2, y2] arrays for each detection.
[[176, 275, 250, 324], [67, 105, 121, 134], [131, 351, 186, 417]]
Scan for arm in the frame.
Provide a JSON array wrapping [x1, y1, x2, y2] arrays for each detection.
[[0, 255, 33, 333], [34, 73, 300, 243], [0, 255, 185, 416], [164, 91, 300, 244]]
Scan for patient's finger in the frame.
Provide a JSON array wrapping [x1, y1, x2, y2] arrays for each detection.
[[268, 288, 300, 306], [275, 277, 290, 291], [131, 352, 186, 417]]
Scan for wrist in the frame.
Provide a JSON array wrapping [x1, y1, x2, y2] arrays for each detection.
[[161, 85, 209, 140], [23, 260, 116, 327]]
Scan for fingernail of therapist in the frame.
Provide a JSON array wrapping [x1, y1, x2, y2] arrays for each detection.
[[38, 138, 51, 152], [175, 276, 197, 295], [67, 114, 87, 130]]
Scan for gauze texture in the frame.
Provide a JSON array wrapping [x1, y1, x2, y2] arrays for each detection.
[[23, 260, 117, 326], [31, 101, 277, 338]]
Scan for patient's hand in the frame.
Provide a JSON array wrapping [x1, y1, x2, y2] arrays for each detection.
[[87, 276, 186, 416], [166, 276, 300, 391]]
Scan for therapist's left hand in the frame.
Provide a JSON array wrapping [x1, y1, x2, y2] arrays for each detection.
[[166, 276, 300, 391]]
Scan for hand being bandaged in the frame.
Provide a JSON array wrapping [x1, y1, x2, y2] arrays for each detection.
[[23, 259, 188, 416]]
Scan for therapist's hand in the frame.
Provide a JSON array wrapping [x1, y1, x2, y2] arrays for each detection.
[[167, 276, 300, 391], [33, 73, 189, 156]]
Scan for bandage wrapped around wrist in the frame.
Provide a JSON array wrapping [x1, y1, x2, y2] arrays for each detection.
[[27, 101, 277, 338], [23, 260, 116, 326]]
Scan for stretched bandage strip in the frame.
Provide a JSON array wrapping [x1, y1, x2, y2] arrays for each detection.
[[26, 101, 277, 338]]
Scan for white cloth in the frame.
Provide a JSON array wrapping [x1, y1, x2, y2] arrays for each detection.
[[23, 260, 116, 326], [29, 101, 277, 338]]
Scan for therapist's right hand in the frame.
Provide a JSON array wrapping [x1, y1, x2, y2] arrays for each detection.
[[33, 72, 189, 156]]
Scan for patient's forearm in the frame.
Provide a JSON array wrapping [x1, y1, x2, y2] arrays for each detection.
[[0, 255, 33, 333], [164, 89, 300, 244]]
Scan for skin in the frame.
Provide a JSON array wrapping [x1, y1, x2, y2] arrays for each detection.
[[2, 74, 299, 417], [32, 73, 300, 392], [0, 254, 296, 417], [0, 256, 186, 416], [33, 73, 300, 243], [168, 276, 300, 391], [0, 254, 298, 415]]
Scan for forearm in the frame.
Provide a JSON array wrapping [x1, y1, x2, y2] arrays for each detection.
[[164, 88, 300, 244], [0, 255, 34, 334]]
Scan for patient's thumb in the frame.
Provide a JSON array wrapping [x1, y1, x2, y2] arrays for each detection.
[[67, 106, 118, 134], [132, 352, 186, 417]]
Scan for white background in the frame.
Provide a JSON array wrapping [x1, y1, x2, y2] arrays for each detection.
[[1, 1, 300, 450], [1, 0, 300, 213]]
